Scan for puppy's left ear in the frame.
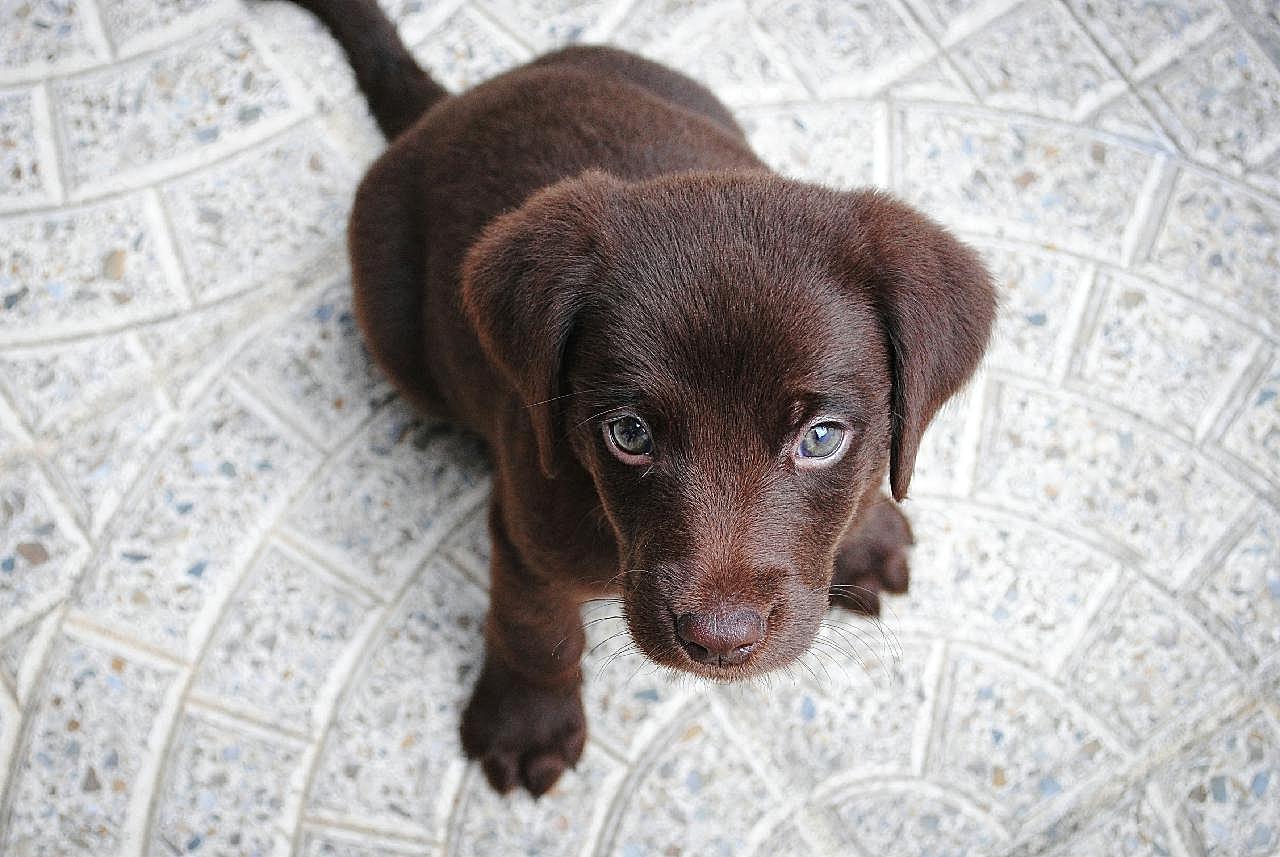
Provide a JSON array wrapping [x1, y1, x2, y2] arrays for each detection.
[[461, 170, 619, 478], [839, 189, 996, 501]]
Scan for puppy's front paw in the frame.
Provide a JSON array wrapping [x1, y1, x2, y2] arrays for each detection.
[[829, 499, 913, 616], [460, 659, 586, 797]]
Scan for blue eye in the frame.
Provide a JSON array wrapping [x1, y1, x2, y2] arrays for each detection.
[[798, 423, 845, 459], [606, 415, 653, 459]]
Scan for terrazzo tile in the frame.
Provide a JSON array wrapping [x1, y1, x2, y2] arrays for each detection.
[[370, 0, 472, 48], [612, 0, 806, 105], [976, 241, 1085, 379], [0, 610, 55, 702], [950, 0, 1122, 120], [161, 121, 357, 302], [738, 102, 879, 190], [1238, 0, 1280, 61], [1157, 710, 1280, 857], [907, 0, 1012, 40], [904, 391, 974, 500], [825, 784, 1007, 856], [1062, 0, 1221, 74], [1037, 790, 1178, 857], [191, 542, 373, 732], [1064, 580, 1238, 742], [300, 829, 438, 857], [746, 818, 820, 857], [305, 556, 485, 837], [755, 0, 928, 98], [974, 382, 1247, 573], [0, 636, 178, 856], [150, 711, 306, 857], [0, 194, 187, 342], [1073, 272, 1257, 437], [52, 23, 299, 196], [0, 333, 152, 434], [1090, 91, 1178, 152], [99, 0, 234, 57], [1197, 510, 1280, 666], [75, 384, 319, 655], [0, 460, 87, 637], [449, 743, 620, 857], [1144, 168, 1280, 336], [897, 105, 1152, 260], [604, 713, 775, 857], [249, 0, 358, 110], [882, 55, 976, 102], [438, 503, 490, 586], [134, 285, 287, 406], [0, 620, 37, 694], [609, 0, 714, 54], [0, 0, 106, 80], [407, 5, 532, 94], [933, 651, 1122, 822], [904, 504, 1123, 665], [51, 390, 173, 535], [718, 641, 928, 790], [1145, 27, 1280, 169], [1220, 353, 1280, 486], [473, 0, 616, 52], [232, 279, 393, 448], [283, 402, 488, 589], [0, 86, 56, 210]]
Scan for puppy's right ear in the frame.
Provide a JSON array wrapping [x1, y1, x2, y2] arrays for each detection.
[[461, 171, 619, 478]]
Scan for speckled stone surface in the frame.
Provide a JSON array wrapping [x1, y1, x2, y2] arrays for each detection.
[[1, 1, 1278, 855]]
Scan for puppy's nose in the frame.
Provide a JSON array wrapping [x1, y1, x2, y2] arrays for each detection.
[[676, 609, 766, 666]]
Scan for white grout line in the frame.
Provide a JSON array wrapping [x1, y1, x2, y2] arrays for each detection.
[[1119, 154, 1179, 269]]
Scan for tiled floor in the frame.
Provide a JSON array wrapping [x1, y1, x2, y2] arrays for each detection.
[[2, 0, 1279, 854]]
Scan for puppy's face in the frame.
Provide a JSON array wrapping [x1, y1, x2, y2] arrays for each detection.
[[564, 255, 892, 678], [462, 170, 995, 680]]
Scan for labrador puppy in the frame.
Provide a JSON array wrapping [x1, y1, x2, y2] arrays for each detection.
[[285, 0, 996, 797]]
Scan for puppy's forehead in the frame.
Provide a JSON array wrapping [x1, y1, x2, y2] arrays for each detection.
[[580, 257, 883, 421]]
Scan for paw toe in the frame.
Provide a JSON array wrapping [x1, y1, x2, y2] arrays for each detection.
[[522, 750, 567, 797], [481, 752, 520, 794], [881, 548, 910, 594]]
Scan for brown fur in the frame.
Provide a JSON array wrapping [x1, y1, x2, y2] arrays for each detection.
[[287, 0, 996, 797]]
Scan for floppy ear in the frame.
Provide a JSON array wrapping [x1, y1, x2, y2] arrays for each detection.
[[840, 189, 996, 501], [460, 171, 619, 478]]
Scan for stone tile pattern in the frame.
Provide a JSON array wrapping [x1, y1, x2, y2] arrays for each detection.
[[0, 1, 1277, 856]]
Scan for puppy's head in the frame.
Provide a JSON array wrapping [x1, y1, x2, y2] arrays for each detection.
[[463, 170, 994, 679]]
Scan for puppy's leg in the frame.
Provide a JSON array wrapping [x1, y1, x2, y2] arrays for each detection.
[[829, 494, 913, 616], [460, 498, 586, 797]]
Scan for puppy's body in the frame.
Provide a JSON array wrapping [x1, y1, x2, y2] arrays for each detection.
[[291, 0, 995, 798]]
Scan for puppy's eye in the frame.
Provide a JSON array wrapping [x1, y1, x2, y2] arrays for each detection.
[[796, 423, 846, 461], [604, 415, 653, 463]]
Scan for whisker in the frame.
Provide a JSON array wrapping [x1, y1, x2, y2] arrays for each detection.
[[582, 614, 624, 630], [523, 386, 612, 409], [794, 652, 822, 686], [585, 629, 631, 660], [811, 636, 863, 681], [821, 620, 881, 670], [574, 405, 628, 431], [828, 584, 904, 663], [595, 641, 640, 682]]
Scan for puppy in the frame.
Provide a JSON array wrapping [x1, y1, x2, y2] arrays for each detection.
[[287, 0, 996, 797]]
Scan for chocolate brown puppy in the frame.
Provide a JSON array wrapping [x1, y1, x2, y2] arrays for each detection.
[[286, 0, 996, 797]]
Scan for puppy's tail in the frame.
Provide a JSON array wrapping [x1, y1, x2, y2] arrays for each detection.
[[286, 0, 448, 139]]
